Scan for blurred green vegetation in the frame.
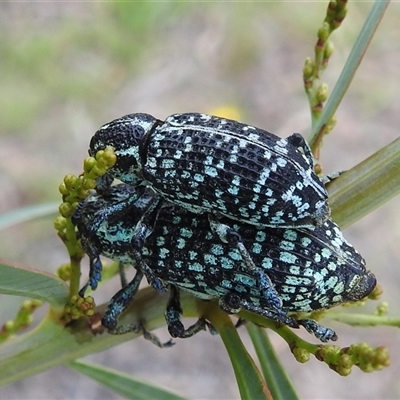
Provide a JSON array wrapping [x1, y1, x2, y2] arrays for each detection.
[[0, 2, 346, 133], [1, 3, 179, 131]]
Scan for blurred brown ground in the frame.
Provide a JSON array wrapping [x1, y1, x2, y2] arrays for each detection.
[[0, 2, 399, 399]]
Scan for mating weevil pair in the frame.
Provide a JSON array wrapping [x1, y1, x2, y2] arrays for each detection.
[[85, 114, 330, 304], [74, 113, 372, 340]]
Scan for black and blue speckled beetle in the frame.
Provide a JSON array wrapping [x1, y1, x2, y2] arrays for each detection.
[[73, 183, 376, 343], [90, 113, 329, 227], [87, 113, 331, 306]]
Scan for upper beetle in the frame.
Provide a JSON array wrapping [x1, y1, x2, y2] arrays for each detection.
[[89, 113, 330, 228]]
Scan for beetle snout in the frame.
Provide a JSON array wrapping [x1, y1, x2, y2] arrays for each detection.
[[347, 270, 377, 302]]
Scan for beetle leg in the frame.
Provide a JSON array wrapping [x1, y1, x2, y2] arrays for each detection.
[[220, 293, 338, 342], [131, 190, 167, 292], [208, 214, 283, 312], [165, 285, 209, 338], [319, 170, 345, 184], [220, 293, 299, 328], [102, 269, 144, 331], [118, 262, 129, 288], [297, 319, 338, 342], [78, 236, 104, 297], [102, 267, 173, 348]]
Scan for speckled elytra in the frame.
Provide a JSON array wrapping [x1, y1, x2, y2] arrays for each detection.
[[90, 113, 330, 227]]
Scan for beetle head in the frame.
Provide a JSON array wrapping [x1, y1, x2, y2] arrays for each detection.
[[89, 113, 157, 186], [344, 268, 377, 303]]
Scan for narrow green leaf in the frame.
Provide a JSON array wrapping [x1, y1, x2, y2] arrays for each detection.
[[327, 136, 400, 228], [310, 0, 390, 147], [219, 322, 270, 400], [0, 261, 68, 309], [247, 324, 299, 400], [0, 287, 175, 387], [0, 202, 59, 231], [67, 360, 187, 400], [198, 302, 271, 400]]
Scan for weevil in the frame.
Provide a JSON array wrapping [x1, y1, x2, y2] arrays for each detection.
[[86, 113, 331, 307], [73, 183, 376, 342], [90, 113, 329, 228]]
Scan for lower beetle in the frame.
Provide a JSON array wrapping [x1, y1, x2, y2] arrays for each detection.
[[73, 184, 376, 342]]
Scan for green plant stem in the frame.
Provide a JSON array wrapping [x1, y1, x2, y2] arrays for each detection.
[[65, 219, 81, 297], [327, 312, 400, 328], [309, 0, 390, 152]]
